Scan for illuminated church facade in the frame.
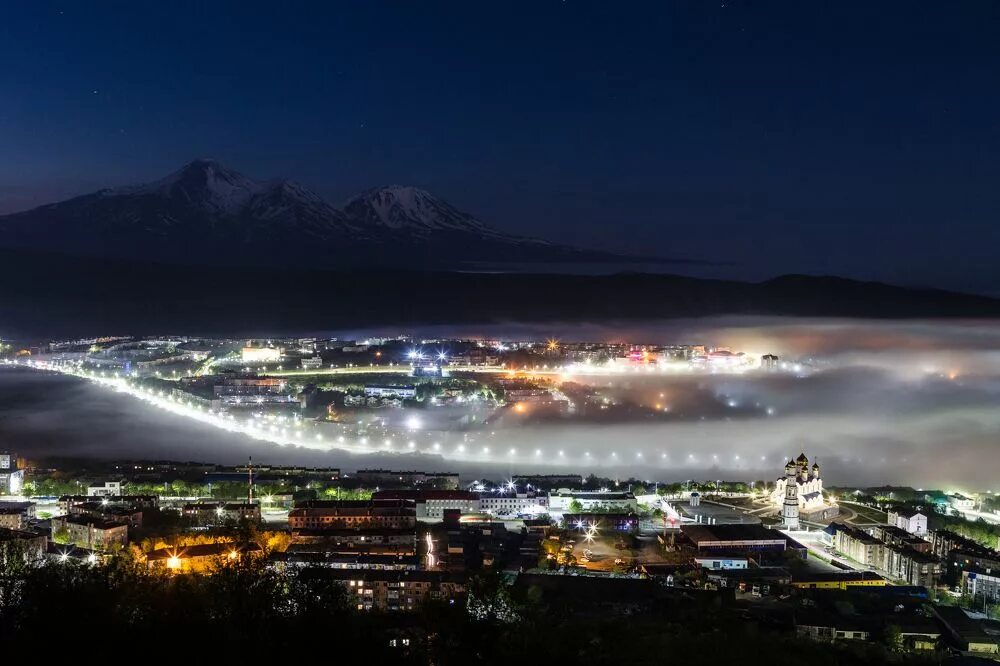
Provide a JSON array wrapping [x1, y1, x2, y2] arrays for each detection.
[[771, 453, 838, 525]]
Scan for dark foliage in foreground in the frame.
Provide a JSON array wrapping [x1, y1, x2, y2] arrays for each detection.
[[0, 553, 933, 663]]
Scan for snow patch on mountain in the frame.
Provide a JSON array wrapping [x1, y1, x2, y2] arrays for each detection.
[[106, 158, 268, 216], [344, 185, 498, 235]]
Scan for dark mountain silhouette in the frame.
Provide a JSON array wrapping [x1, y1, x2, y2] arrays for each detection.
[[1, 247, 998, 338], [0, 159, 679, 269]]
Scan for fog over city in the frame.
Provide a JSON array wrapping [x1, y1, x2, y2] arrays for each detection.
[[4, 317, 1000, 492]]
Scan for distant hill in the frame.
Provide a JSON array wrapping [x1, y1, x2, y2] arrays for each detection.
[[0, 159, 679, 269], [1, 247, 998, 338]]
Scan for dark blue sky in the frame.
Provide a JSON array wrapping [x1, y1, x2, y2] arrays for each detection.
[[2, 1, 1000, 292]]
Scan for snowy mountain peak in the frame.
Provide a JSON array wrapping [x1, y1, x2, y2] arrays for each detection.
[[343, 185, 492, 234], [107, 158, 266, 215], [0, 160, 586, 268]]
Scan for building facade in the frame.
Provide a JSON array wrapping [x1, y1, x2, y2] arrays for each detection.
[[547, 491, 637, 514], [51, 515, 128, 551], [771, 453, 837, 522], [478, 492, 548, 516], [887, 509, 928, 536], [0, 452, 24, 494], [373, 490, 480, 519], [289, 500, 417, 531]]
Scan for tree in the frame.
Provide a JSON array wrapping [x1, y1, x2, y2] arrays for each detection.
[[882, 624, 903, 651], [567, 499, 583, 514], [466, 568, 519, 623]]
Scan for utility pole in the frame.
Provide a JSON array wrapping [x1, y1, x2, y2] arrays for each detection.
[[248, 456, 253, 505]]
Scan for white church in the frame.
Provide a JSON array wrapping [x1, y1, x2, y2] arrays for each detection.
[[771, 453, 838, 527]]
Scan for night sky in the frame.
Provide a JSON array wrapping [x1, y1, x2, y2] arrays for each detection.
[[2, 1, 1000, 293]]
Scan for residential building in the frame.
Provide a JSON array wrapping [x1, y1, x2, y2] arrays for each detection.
[[51, 515, 128, 551], [478, 491, 548, 516], [291, 528, 416, 549], [146, 542, 263, 573], [565, 512, 640, 533], [876, 544, 942, 588], [354, 470, 460, 489], [289, 499, 416, 531], [329, 570, 465, 611], [930, 530, 1000, 574], [868, 524, 931, 553], [0, 452, 23, 494], [300, 356, 324, 370], [273, 544, 420, 571], [364, 385, 416, 399], [58, 495, 158, 512], [68, 502, 144, 527], [86, 480, 126, 497], [948, 494, 976, 511], [240, 346, 282, 363], [0, 501, 36, 529], [960, 567, 1000, 607], [795, 612, 872, 641], [887, 508, 928, 536], [182, 501, 261, 525], [547, 490, 637, 514], [513, 474, 583, 489], [930, 529, 995, 559], [834, 524, 882, 567], [0, 527, 47, 560], [933, 606, 999, 655], [373, 490, 479, 520]]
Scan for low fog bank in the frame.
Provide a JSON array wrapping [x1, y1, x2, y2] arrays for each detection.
[[3, 317, 1000, 492]]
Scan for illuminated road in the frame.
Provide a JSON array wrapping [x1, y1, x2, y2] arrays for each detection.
[[8, 358, 791, 471], [955, 508, 1000, 526]]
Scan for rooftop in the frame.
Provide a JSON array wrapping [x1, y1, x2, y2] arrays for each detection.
[[681, 524, 788, 546], [146, 542, 263, 561]]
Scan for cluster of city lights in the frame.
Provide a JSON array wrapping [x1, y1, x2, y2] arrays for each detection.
[[16, 358, 779, 470]]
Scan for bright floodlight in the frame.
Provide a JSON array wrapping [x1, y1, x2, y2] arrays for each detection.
[[437, 351, 447, 361], [406, 416, 421, 430]]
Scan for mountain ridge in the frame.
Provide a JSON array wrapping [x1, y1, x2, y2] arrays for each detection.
[[0, 159, 667, 269], [0, 246, 998, 338]]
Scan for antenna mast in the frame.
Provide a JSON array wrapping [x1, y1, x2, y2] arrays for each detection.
[[248, 456, 253, 504]]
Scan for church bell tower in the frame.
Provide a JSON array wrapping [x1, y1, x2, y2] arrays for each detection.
[[782, 459, 800, 529]]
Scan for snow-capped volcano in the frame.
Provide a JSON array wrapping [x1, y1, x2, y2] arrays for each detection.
[[344, 185, 511, 237], [0, 159, 643, 268], [108, 158, 267, 215]]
